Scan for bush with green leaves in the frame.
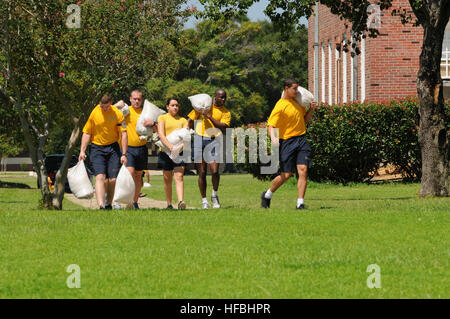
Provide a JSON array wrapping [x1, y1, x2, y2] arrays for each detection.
[[235, 98, 449, 183]]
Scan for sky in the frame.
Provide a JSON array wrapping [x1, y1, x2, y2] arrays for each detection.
[[183, 0, 308, 29]]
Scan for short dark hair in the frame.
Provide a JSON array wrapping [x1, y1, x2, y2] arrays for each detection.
[[130, 89, 143, 97], [215, 89, 227, 98], [100, 94, 113, 104], [166, 97, 179, 106], [283, 78, 298, 88]]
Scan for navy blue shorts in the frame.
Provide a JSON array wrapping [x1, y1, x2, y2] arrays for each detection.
[[89, 142, 121, 178], [192, 134, 221, 163], [279, 135, 312, 173], [126, 145, 148, 171], [157, 151, 185, 171]]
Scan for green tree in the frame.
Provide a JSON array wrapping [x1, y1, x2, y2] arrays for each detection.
[[198, 0, 449, 197], [174, 18, 308, 122], [0, 95, 23, 165], [0, 0, 189, 209]]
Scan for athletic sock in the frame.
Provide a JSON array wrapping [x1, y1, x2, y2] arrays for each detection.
[[265, 190, 273, 199], [212, 190, 218, 197], [297, 198, 304, 207]]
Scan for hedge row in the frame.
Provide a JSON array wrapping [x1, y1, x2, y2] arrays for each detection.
[[235, 98, 449, 183]]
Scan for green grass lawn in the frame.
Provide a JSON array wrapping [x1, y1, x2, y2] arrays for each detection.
[[0, 174, 448, 298]]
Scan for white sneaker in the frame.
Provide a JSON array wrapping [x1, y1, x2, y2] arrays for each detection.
[[113, 202, 121, 210], [211, 196, 221, 209], [143, 182, 151, 188], [202, 202, 210, 209]]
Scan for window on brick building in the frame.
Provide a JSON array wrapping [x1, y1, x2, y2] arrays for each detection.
[[351, 33, 358, 101], [361, 37, 366, 102], [329, 40, 333, 104], [442, 22, 450, 99], [321, 43, 326, 103], [441, 23, 450, 79], [335, 38, 340, 104], [342, 34, 348, 103]]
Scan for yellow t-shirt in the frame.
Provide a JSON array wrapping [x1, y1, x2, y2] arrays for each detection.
[[187, 105, 231, 138], [83, 105, 126, 146], [267, 99, 306, 140], [158, 113, 188, 136], [125, 106, 147, 147]]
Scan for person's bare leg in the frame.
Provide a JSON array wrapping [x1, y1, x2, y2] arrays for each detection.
[[163, 170, 173, 206], [134, 170, 143, 203], [196, 161, 207, 198], [107, 178, 116, 205], [103, 179, 108, 205], [210, 162, 220, 192], [95, 174, 106, 207], [297, 165, 308, 199], [173, 166, 184, 203], [269, 172, 292, 193]]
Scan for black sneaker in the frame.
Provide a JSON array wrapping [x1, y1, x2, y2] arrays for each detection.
[[99, 206, 105, 210], [261, 191, 271, 208], [296, 204, 305, 210], [105, 204, 112, 210], [167, 204, 173, 210], [133, 202, 139, 210]]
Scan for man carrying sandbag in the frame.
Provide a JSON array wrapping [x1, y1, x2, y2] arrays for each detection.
[[260, 78, 318, 210], [79, 94, 128, 210], [188, 89, 231, 209], [122, 89, 155, 209]]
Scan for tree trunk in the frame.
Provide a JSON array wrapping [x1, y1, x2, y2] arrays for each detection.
[[52, 120, 82, 210], [16, 99, 53, 208], [417, 21, 449, 197]]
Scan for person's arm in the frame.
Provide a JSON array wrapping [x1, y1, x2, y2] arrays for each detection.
[[121, 131, 128, 165], [187, 118, 195, 130], [79, 133, 91, 161], [143, 119, 155, 127], [268, 126, 279, 147], [114, 100, 125, 109], [304, 101, 318, 124], [267, 103, 282, 147], [200, 109, 229, 132], [187, 109, 199, 130], [157, 121, 174, 151]]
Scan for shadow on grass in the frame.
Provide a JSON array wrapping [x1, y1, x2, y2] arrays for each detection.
[[311, 197, 414, 201], [0, 181, 31, 189], [0, 200, 29, 203]]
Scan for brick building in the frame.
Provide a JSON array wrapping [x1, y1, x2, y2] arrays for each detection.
[[308, 0, 450, 104]]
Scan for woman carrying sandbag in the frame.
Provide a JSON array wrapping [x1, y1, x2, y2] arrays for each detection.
[[157, 98, 188, 210]]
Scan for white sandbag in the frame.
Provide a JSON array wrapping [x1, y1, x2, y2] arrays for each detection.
[[119, 103, 130, 117], [188, 94, 212, 112], [113, 165, 135, 205], [155, 128, 191, 159], [296, 86, 314, 109], [136, 99, 166, 140], [281, 86, 315, 110], [114, 101, 130, 117], [67, 160, 94, 199]]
